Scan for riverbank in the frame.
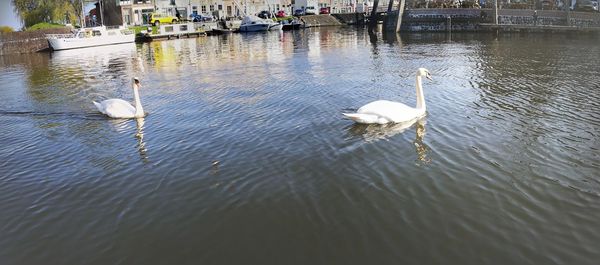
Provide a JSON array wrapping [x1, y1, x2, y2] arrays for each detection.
[[2, 9, 599, 55]]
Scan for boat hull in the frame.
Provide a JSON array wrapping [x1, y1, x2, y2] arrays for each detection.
[[268, 24, 283, 31], [239, 24, 271, 32], [47, 29, 135, 51]]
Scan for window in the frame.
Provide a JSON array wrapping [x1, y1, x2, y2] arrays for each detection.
[[180, 25, 188, 31], [92, 30, 101, 36], [202, 6, 206, 13], [218, 5, 223, 10], [210, 5, 214, 12], [164, 26, 173, 32]]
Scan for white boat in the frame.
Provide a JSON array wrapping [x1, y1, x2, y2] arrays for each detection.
[[46, 26, 135, 51], [239, 15, 282, 32]]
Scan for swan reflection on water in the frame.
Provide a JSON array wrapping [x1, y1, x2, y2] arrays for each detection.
[[346, 118, 430, 163], [105, 117, 149, 162], [135, 117, 148, 162]]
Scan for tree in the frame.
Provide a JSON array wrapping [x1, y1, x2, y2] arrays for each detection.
[[12, 0, 80, 28]]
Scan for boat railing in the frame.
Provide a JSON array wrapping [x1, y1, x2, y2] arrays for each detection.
[[46, 33, 75, 39]]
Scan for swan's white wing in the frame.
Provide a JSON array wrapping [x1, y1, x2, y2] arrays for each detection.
[[343, 113, 386, 124], [97, 99, 136, 118], [357, 100, 422, 123]]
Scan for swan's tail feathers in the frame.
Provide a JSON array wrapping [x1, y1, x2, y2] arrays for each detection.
[[343, 113, 382, 124], [93, 101, 105, 114]]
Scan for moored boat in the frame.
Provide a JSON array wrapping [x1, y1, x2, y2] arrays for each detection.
[[269, 23, 283, 31], [282, 19, 303, 30], [46, 26, 135, 51], [239, 15, 282, 32]]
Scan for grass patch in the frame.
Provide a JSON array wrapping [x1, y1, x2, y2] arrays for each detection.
[[26, 22, 66, 31], [129, 25, 157, 34], [273, 16, 294, 22]]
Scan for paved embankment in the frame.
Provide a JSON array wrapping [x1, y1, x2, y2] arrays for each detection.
[[301, 15, 342, 27], [332, 13, 366, 24], [0, 28, 71, 55]]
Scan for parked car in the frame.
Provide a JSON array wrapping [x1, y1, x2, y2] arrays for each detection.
[[276, 10, 287, 18], [305, 6, 317, 15], [258, 10, 273, 19], [294, 9, 305, 16], [319, 7, 330, 14], [149, 13, 178, 26], [189, 13, 213, 22]]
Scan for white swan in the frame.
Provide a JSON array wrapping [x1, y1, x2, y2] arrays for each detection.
[[93, 77, 145, 119], [343, 68, 432, 124]]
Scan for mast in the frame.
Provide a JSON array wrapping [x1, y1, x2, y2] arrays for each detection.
[[80, 0, 85, 27], [233, 0, 247, 16], [99, 0, 104, 26]]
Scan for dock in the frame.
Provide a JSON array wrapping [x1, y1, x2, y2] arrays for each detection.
[[137, 30, 207, 42], [135, 22, 209, 42]]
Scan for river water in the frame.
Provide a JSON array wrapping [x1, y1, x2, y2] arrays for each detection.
[[1, 27, 599, 265]]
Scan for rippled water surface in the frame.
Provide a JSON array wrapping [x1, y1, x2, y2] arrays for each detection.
[[1, 28, 599, 265]]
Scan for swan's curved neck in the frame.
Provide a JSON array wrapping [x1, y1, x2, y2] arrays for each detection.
[[133, 85, 144, 117], [415, 75, 426, 110]]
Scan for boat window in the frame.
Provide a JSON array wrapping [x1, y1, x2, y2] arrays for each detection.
[[180, 25, 188, 31], [165, 26, 174, 32], [93, 30, 101, 36], [108, 31, 116, 36]]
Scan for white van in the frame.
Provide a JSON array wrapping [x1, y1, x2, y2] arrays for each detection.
[[305, 6, 317, 15]]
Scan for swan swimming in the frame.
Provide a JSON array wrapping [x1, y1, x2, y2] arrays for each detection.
[[93, 77, 145, 119], [343, 68, 432, 124]]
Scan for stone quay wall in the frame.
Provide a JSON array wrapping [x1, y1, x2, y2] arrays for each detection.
[[378, 8, 600, 31], [0, 28, 71, 56]]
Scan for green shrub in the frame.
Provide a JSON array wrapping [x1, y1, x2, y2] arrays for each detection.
[[26, 22, 66, 31]]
